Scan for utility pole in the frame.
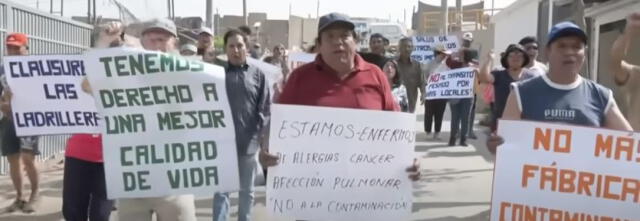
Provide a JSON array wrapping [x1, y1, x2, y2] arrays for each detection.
[[87, 0, 91, 23], [441, 0, 448, 35], [456, 0, 462, 32], [93, 0, 96, 23], [206, 0, 213, 30], [243, 0, 248, 26], [167, 0, 171, 18]]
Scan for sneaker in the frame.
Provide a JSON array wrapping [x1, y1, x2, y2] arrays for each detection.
[[433, 133, 441, 141], [22, 198, 39, 213], [4, 200, 24, 213]]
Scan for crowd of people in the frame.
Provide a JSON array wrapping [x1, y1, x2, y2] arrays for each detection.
[[0, 9, 638, 221]]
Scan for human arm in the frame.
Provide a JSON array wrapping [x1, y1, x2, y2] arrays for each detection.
[[487, 88, 521, 155], [611, 12, 640, 85], [478, 50, 496, 84], [603, 93, 633, 131]]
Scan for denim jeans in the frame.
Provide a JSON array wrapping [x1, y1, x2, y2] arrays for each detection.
[[467, 94, 477, 136], [449, 98, 472, 144], [213, 153, 257, 221]]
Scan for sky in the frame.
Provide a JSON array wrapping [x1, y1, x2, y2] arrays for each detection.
[[13, 0, 517, 27]]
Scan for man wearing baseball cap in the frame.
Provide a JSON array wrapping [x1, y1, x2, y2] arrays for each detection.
[[487, 21, 633, 154], [180, 43, 198, 56], [259, 12, 421, 198], [196, 27, 214, 56], [1, 33, 41, 213], [89, 18, 197, 221]]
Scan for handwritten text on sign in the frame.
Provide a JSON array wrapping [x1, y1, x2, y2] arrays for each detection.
[[411, 35, 459, 63], [492, 120, 640, 221], [425, 67, 475, 100], [84, 47, 239, 198], [267, 104, 415, 221], [3, 55, 99, 136]]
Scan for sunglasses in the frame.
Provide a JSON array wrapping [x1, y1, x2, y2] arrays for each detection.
[[525, 46, 538, 50]]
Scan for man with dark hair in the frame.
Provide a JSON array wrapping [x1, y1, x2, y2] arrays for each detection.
[[237, 25, 262, 59], [238, 25, 252, 36], [397, 37, 425, 113], [518, 35, 548, 77], [213, 28, 271, 221], [260, 12, 420, 182], [359, 33, 390, 70]]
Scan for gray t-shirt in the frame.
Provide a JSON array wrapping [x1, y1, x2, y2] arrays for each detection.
[[513, 75, 613, 127]]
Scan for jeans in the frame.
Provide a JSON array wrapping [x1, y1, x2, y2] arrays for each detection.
[[449, 98, 472, 144], [467, 95, 477, 136], [213, 153, 257, 221], [63, 157, 114, 221], [424, 99, 447, 133]]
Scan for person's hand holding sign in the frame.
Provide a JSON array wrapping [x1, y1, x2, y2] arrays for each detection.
[[406, 158, 421, 181], [259, 148, 279, 167]]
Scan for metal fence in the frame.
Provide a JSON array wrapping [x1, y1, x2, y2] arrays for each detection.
[[0, 0, 93, 174]]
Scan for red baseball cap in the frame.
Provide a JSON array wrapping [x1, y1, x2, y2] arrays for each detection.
[[6, 33, 28, 47]]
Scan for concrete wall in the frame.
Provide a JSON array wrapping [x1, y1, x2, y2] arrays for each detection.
[[492, 0, 538, 58], [213, 13, 290, 50], [288, 16, 318, 51], [259, 20, 288, 51], [412, 1, 485, 35]]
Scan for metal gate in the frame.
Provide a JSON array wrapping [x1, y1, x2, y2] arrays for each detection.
[[0, 0, 93, 174]]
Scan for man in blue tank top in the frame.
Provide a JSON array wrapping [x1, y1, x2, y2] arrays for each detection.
[[487, 21, 633, 154]]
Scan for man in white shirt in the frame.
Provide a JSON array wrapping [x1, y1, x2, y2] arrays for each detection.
[[519, 36, 548, 77]]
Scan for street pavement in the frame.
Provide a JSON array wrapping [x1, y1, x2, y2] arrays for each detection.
[[0, 106, 496, 221]]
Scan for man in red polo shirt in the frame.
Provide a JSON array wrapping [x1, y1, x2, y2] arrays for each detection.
[[260, 12, 419, 180], [276, 13, 398, 110]]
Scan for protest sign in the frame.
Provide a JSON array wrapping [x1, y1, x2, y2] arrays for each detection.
[[411, 35, 459, 63], [84, 47, 239, 198], [425, 67, 475, 100], [288, 52, 316, 70], [266, 104, 415, 221], [491, 120, 640, 221], [247, 57, 282, 98], [3, 55, 99, 136]]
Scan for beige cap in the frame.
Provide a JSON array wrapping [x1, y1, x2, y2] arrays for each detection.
[[433, 44, 451, 55], [142, 18, 177, 37]]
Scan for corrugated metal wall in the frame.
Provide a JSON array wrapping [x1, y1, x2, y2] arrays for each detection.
[[0, 0, 93, 175]]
